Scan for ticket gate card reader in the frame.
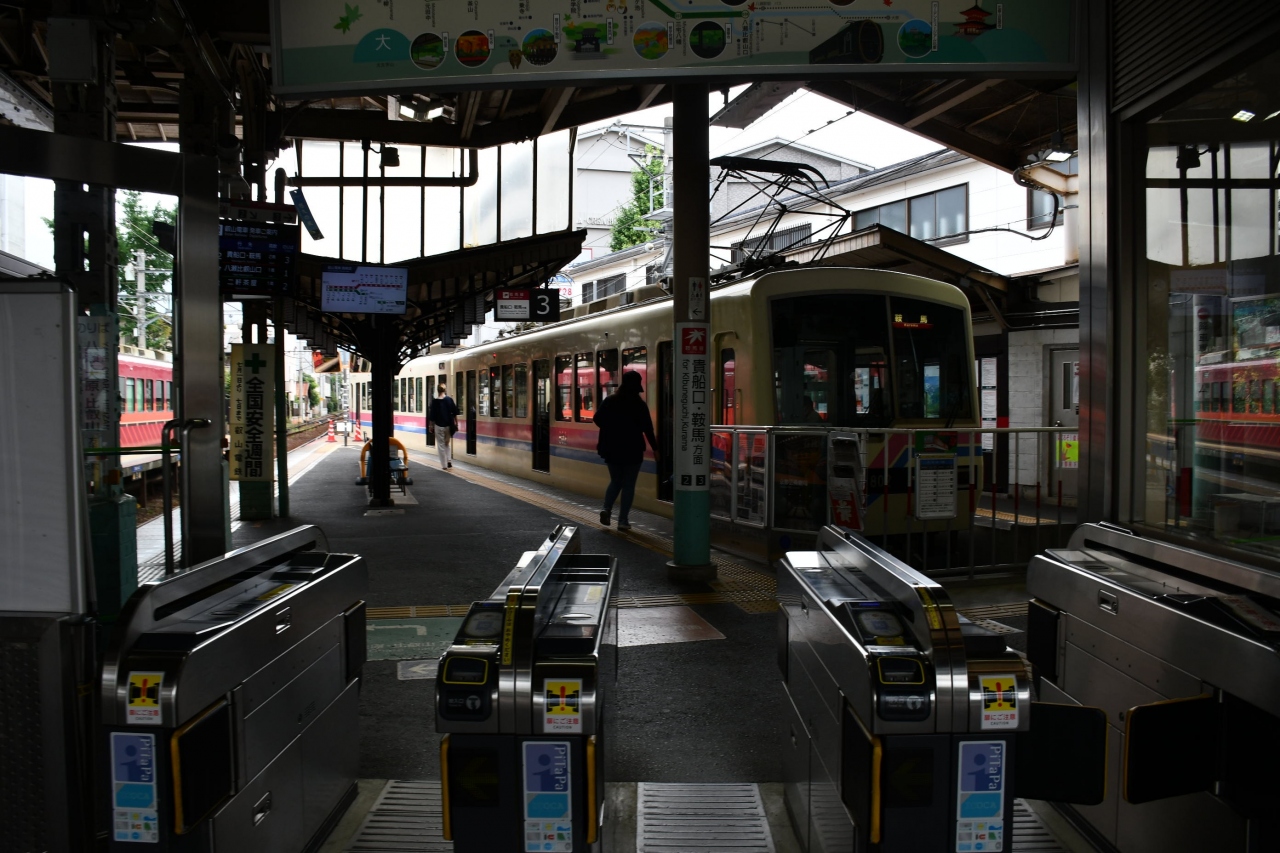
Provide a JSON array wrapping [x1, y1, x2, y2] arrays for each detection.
[[779, 526, 1105, 853], [437, 525, 617, 853], [101, 526, 367, 852]]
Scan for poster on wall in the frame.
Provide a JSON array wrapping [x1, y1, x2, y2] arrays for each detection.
[[271, 0, 1074, 96]]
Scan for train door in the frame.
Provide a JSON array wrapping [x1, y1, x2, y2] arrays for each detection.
[[465, 370, 478, 456], [1049, 349, 1079, 502], [425, 375, 436, 447], [657, 340, 674, 502], [533, 360, 551, 472]]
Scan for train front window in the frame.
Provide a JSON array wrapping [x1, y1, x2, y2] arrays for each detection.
[[772, 292, 971, 427], [772, 293, 893, 428], [890, 296, 973, 423]]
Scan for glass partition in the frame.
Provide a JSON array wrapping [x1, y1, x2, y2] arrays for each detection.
[[464, 146, 499, 248], [502, 141, 535, 241], [1136, 47, 1280, 559], [537, 129, 572, 234]]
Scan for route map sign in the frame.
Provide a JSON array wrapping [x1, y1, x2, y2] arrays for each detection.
[[271, 0, 1073, 96], [320, 264, 409, 314]]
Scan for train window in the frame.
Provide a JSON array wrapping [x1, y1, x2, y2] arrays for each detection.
[[502, 364, 514, 417], [598, 349, 619, 401], [555, 355, 573, 421], [415, 378, 423, 413], [720, 349, 736, 425], [164, 381, 171, 411], [124, 378, 135, 413], [455, 372, 464, 410], [575, 352, 595, 421], [489, 366, 501, 417], [514, 363, 528, 419], [143, 379, 153, 411], [622, 347, 647, 372], [890, 296, 973, 423]]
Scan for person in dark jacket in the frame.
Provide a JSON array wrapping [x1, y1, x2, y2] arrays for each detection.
[[593, 370, 659, 530], [427, 383, 460, 470]]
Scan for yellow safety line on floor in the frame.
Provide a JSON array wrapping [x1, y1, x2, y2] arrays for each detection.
[[972, 506, 1067, 525]]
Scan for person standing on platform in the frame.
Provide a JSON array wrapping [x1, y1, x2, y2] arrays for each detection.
[[428, 383, 460, 470], [593, 370, 659, 531]]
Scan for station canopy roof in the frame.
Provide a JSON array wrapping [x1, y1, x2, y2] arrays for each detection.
[[2, 1, 1076, 354], [2, 2, 1076, 167]]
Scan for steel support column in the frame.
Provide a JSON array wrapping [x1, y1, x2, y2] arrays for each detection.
[[669, 84, 714, 580], [175, 153, 230, 562]]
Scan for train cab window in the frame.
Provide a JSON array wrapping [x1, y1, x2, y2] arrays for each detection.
[[598, 349, 619, 401], [514, 363, 528, 418], [502, 364, 515, 417], [555, 355, 573, 422], [890, 296, 973, 423], [575, 352, 595, 421], [489, 366, 501, 416]]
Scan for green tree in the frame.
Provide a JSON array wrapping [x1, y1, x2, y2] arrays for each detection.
[[43, 191, 178, 350], [118, 191, 177, 350], [609, 145, 665, 252]]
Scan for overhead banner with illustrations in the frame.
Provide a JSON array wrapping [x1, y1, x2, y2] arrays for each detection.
[[272, 0, 1073, 96]]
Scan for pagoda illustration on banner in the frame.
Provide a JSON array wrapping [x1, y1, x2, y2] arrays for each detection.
[[954, 3, 996, 41]]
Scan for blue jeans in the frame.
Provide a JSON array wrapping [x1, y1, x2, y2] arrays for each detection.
[[603, 460, 643, 521]]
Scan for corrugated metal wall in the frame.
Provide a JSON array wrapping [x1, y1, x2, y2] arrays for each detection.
[[1111, 0, 1276, 112]]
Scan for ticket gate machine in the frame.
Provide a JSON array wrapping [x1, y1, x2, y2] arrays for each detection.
[[1027, 523, 1280, 853], [779, 526, 1106, 853], [437, 525, 617, 853], [101, 526, 367, 851]]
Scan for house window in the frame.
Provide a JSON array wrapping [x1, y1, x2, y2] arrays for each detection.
[[854, 187, 967, 244]]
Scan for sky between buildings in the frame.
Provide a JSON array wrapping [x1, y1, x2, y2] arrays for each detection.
[[19, 86, 943, 272]]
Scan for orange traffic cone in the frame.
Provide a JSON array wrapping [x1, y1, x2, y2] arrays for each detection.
[[353, 422, 363, 442], [326, 419, 336, 442]]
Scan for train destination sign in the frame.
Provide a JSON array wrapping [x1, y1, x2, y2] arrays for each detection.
[[320, 264, 409, 314], [495, 288, 561, 322], [218, 220, 300, 296], [271, 0, 1073, 96]]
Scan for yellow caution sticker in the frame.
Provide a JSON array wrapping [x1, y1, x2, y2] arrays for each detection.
[[917, 589, 944, 630], [585, 586, 603, 604], [256, 583, 296, 601], [544, 678, 583, 733], [126, 671, 164, 726], [501, 592, 519, 666], [980, 674, 1019, 730]]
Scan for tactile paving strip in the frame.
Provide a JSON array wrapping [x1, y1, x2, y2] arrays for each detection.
[[637, 783, 776, 853], [343, 780, 450, 852]]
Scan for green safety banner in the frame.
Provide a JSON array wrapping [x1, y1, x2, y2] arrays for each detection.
[[271, 0, 1074, 96]]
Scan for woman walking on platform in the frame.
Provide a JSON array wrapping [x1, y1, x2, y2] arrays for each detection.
[[428, 383, 460, 470], [593, 370, 659, 531]]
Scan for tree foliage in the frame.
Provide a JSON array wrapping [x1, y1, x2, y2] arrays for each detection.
[[45, 191, 178, 350], [609, 145, 665, 253], [117, 191, 177, 351]]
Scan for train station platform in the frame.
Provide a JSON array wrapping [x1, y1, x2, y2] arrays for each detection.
[[179, 436, 1095, 853]]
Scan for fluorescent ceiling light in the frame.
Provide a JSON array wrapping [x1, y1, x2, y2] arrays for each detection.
[[399, 103, 415, 119], [426, 106, 444, 120], [1045, 149, 1073, 162], [1233, 109, 1256, 122], [1265, 109, 1280, 121]]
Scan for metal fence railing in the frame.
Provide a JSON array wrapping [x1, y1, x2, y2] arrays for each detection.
[[709, 426, 1081, 576]]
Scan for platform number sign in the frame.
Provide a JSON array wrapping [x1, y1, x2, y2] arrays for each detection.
[[496, 288, 560, 322]]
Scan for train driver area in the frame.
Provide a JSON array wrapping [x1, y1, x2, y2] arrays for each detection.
[[5, 3, 1280, 853]]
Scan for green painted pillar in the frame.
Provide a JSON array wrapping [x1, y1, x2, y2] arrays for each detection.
[[669, 84, 715, 582]]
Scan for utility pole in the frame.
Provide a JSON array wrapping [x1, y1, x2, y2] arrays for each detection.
[[133, 247, 146, 347]]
